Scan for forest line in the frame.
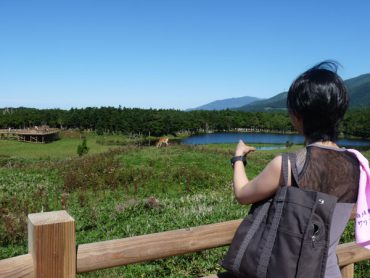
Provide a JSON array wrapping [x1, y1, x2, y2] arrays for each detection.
[[0, 107, 369, 138]]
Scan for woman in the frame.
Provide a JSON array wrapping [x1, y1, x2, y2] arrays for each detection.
[[232, 61, 359, 277]]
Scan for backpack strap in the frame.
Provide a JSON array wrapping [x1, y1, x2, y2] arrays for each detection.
[[256, 153, 300, 277], [233, 153, 300, 277], [281, 153, 300, 187], [232, 198, 272, 274], [288, 153, 300, 187], [231, 155, 292, 274], [256, 154, 290, 277], [281, 153, 289, 186]]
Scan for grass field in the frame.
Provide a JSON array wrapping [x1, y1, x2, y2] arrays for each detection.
[[0, 135, 369, 277], [0, 135, 114, 160]]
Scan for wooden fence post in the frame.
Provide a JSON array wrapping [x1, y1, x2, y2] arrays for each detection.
[[340, 264, 354, 278], [28, 210, 76, 278]]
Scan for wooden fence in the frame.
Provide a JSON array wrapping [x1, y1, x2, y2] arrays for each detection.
[[0, 209, 369, 278]]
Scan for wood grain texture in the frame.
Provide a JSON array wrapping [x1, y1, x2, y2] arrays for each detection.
[[77, 219, 242, 273], [28, 210, 76, 278], [0, 254, 33, 278], [340, 263, 354, 278], [337, 242, 370, 266]]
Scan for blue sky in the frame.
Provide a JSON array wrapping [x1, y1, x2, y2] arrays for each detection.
[[1, 1, 370, 110]]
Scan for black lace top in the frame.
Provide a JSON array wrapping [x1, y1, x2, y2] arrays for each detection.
[[295, 144, 359, 203]]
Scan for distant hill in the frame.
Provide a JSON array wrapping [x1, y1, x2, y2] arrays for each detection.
[[345, 74, 370, 107], [188, 96, 261, 111], [236, 92, 287, 112], [237, 73, 370, 111]]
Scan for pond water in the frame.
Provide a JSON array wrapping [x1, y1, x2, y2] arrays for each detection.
[[181, 132, 370, 149]]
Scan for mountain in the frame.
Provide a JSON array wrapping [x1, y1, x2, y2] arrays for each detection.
[[237, 73, 370, 111], [345, 74, 370, 107], [236, 92, 287, 112], [188, 96, 261, 111]]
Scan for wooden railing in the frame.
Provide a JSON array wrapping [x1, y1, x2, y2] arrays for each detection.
[[0, 209, 369, 278]]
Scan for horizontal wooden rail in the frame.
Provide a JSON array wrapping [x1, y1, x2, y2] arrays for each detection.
[[0, 254, 33, 277], [0, 206, 366, 277], [77, 206, 358, 273], [77, 220, 241, 273], [337, 242, 370, 266]]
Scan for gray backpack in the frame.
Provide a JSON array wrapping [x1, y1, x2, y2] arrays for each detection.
[[221, 153, 337, 278]]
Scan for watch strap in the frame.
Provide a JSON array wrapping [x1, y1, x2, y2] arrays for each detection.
[[230, 156, 247, 168]]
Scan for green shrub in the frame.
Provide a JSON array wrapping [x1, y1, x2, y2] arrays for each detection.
[[77, 138, 89, 156]]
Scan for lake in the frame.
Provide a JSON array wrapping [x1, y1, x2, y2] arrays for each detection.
[[181, 132, 370, 149]]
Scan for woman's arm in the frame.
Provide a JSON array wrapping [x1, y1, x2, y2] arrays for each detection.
[[233, 140, 288, 205]]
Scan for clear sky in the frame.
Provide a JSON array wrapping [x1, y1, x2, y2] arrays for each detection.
[[1, 1, 370, 110]]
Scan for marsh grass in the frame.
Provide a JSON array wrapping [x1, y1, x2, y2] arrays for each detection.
[[0, 139, 369, 277], [0, 136, 113, 160]]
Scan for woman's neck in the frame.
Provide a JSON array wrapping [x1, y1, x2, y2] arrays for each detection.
[[307, 140, 339, 148]]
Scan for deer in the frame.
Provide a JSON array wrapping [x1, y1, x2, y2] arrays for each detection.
[[156, 137, 169, 148]]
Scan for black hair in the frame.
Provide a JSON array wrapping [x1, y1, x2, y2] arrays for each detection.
[[287, 61, 349, 143]]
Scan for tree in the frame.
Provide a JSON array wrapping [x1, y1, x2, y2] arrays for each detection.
[[77, 138, 89, 156]]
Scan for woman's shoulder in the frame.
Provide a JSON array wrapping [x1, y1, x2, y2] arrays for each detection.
[[288, 145, 358, 175], [307, 144, 360, 166]]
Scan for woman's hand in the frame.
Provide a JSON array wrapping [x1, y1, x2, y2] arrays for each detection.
[[235, 140, 256, 157], [233, 140, 282, 205]]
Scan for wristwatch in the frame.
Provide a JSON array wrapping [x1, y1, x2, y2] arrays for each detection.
[[230, 156, 247, 168]]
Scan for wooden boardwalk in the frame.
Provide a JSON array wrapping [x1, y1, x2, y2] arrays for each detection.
[[0, 128, 60, 143]]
